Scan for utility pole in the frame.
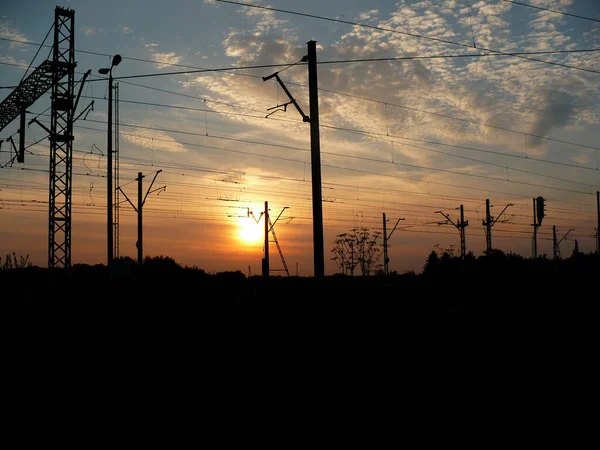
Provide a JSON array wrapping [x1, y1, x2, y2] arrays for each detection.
[[482, 199, 513, 255], [263, 201, 269, 277], [261, 43, 321, 277], [532, 198, 538, 258], [436, 205, 469, 259], [597, 191, 599, 253], [552, 225, 557, 260], [137, 172, 143, 264], [117, 169, 165, 264], [382, 213, 404, 275], [307, 40, 325, 278]]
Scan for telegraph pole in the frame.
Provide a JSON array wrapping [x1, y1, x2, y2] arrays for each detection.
[[597, 191, 599, 253], [459, 205, 467, 259], [482, 199, 513, 255], [137, 172, 143, 264], [382, 213, 404, 275], [307, 40, 325, 278], [436, 206, 469, 259], [532, 198, 538, 258], [117, 169, 164, 265], [263, 201, 269, 277], [484, 199, 492, 254]]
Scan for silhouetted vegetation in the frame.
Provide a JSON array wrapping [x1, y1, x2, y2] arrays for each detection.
[[331, 226, 382, 276], [2, 249, 597, 322]]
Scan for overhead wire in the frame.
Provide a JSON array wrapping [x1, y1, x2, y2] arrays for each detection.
[[19, 23, 53, 84], [20, 114, 600, 202], [213, 0, 600, 75], [501, 0, 600, 23], [3, 45, 598, 152]]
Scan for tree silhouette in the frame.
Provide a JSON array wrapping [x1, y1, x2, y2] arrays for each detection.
[[330, 226, 382, 276]]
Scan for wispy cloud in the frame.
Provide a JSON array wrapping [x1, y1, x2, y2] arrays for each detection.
[[0, 20, 28, 47], [152, 51, 182, 68], [81, 25, 106, 36], [123, 128, 187, 153], [197, 0, 599, 172]]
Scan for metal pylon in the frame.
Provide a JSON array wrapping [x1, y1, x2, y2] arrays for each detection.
[[48, 7, 76, 268]]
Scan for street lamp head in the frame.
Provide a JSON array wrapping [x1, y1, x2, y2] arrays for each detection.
[[111, 54, 122, 67], [98, 68, 110, 75]]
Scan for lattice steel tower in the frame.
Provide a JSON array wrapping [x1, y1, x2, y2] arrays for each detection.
[[0, 7, 76, 268], [48, 7, 76, 267]]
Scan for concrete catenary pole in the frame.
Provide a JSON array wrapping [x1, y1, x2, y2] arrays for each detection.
[[383, 213, 388, 275], [459, 204, 467, 259], [307, 40, 324, 278], [553, 225, 557, 260], [137, 171, 144, 265], [485, 199, 492, 255], [263, 201, 269, 277], [532, 198, 538, 258], [597, 191, 599, 252]]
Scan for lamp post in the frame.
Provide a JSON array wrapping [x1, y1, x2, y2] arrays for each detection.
[[99, 54, 122, 270]]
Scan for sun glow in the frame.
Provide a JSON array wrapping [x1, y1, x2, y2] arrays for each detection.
[[237, 217, 263, 244]]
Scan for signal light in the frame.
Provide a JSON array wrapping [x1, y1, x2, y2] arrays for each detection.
[[536, 196, 545, 225]]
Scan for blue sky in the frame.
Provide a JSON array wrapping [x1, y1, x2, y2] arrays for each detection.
[[1, 0, 599, 275]]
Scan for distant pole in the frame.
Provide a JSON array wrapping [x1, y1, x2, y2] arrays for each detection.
[[307, 40, 325, 278], [553, 225, 558, 260], [597, 191, 599, 252], [263, 200, 269, 277], [383, 213, 389, 275], [532, 198, 538, 258], [459, 204, 467, 259], [485, 199, 492, 255], [137, 171, 144, 264]]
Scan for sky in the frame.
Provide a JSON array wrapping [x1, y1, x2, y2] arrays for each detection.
[[1, 0, 599, 276]]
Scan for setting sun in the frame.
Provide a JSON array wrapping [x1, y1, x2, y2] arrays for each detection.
[[237, 217, 263, 245]]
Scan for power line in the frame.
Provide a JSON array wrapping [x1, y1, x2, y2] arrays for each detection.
[[213, 0, 600, 75], [3, 36, 600, 80], [318, 48, 600, 65], [29, 116, 594, 198], [49, 94, 597, 175], [3, 45, 598, 152], [502, 0, 600, 23], [16, 134, 598, 216]]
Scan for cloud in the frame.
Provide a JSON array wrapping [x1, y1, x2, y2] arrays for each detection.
[[358, 10, 379, 21], [122, 128, 187, 153], [152, 51, 182, 68], [194, 1, 599, 174], [81, 26, 105, 36], [0, 20, 28, 47], [526, 78, 589, 146]]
